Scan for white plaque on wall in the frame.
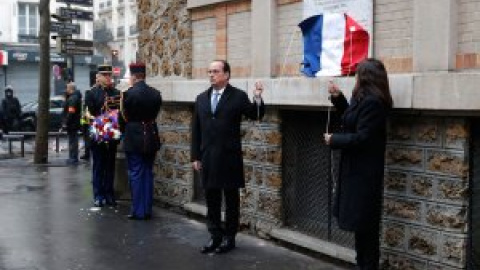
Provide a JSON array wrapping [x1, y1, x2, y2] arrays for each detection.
[[303, 0, 373, 44]]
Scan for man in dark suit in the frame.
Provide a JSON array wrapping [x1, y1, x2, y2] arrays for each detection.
[[191, 60, 265, 254], [121, 63, 162, 220], [85, 65, 121, 207]]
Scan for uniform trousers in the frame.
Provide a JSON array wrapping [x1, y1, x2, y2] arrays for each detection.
[[205, 188, 240, 240], [126, 152, 155, 218], [91, 143, 117, 203]]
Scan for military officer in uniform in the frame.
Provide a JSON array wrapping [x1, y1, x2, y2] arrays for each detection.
[[120, 63, 162, 220], [85, 65, 121, 207]]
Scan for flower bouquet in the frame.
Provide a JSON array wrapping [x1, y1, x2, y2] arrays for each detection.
[[89, 109, 122, 143]]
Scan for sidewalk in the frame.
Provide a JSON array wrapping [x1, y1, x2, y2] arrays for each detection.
[[0, 151, 352, 270]]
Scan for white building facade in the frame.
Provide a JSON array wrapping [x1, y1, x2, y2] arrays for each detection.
[[94, 0, 138, 76], [0, 0, 101, 101]]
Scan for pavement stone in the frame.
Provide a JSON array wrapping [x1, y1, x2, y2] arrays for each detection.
[[0, 145, 352, 270]]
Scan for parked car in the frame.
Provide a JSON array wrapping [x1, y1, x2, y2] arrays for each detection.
[[20, 96, 66, 131]]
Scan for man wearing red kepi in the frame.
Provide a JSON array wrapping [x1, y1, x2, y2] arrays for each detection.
[[120, 62, 162, 220]]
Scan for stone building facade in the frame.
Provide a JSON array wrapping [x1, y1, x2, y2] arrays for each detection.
[[138, 0, 480, 269]]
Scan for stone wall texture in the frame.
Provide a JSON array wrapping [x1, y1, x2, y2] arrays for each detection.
[[382, 116, 469, 270], [155, 105, 283, 232], [137, 0, 192, 78]]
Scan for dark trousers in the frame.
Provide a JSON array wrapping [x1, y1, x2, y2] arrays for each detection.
[[91, 143, 117, 202], [126, 152, 155, 218], [81, 124, 91, 158], [354, 221, 380, 270], [67, 130, 79, 161], [205, 188, 240, 240]]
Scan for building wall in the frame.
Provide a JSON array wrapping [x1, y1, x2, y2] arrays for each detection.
[[382, 116, 469, 269], [192, 17, 216, 79], [374, 0, 414, 73], [141, 0, 480, 269], [137, 0, 192, 78], [156, 105, 283, 231], [227, 10, 252, 77], [275, 1, 303, 77], [457, 0, 480, 69]]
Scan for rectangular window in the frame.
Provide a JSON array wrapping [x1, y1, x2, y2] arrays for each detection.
[[17, 3, 39, 40]]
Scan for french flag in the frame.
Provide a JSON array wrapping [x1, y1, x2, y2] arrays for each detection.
[[299, 13, 369, 77]]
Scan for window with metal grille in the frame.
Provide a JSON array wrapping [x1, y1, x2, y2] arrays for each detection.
[[17, 3, 39, 43], [281, 109, 354, 248]]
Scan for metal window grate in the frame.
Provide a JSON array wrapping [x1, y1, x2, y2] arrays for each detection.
[[281, 109, 354, 248]]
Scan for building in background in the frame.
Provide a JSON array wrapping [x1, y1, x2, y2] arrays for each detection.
[[93, 0, 138, 78], [0, 0, 102, 102], [141, 1, 480, 269]]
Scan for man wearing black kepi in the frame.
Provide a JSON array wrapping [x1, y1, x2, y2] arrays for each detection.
[[85, 64, 121, 207], [120, 63, 162, 220], [191, 60, 265, 254]]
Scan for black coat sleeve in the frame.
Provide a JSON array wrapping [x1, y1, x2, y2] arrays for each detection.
[[330, 98, 386, 150], [330, 93, 349, 115], [241, 92, 265, 121]]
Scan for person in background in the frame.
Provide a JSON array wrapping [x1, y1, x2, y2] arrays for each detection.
[[191, 60, 265, 254], [120, 63, 162, 220], [62, 82, 82, 165], [324, 58, 393, 270], [1, 85, 21, 134], [85, 65, 121, 207]]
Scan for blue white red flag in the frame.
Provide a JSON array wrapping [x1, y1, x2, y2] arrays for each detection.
[[299, 13, 369, 77]]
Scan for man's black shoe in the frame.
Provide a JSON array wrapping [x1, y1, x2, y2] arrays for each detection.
[[79, 154, 90, 160], [215, 237, 236, 254], [200, 238, 222, 254]]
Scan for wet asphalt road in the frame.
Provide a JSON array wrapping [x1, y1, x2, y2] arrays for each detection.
[[0, 157, 350, 270]]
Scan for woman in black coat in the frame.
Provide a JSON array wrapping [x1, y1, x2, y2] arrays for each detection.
[[324, 58, 393, 270]]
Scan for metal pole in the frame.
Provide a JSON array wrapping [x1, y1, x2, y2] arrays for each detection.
[[3, 66, 7, 87]]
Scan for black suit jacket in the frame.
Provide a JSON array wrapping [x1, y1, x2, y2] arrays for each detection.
[[121, 80, 162, 154], [330, 91, 388, 232], [191, 84, 265, 189]]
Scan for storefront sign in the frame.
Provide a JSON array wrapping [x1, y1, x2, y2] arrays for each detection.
[[7, 50, 102, 65]]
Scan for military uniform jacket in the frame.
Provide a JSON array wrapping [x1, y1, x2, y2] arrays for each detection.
[[85, 85, 120, 117], [121, 80, 162, 154], [191, 84, 265, 189]]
